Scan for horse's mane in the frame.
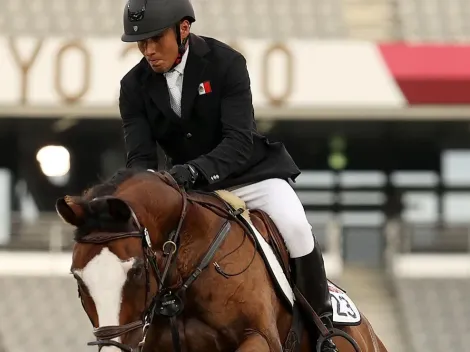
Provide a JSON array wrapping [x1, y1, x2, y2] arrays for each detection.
[[83, 167, 145, 200], [73, 167, 148, 241]]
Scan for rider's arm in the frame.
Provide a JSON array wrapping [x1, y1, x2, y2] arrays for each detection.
[[119, 78, 159, 170], [188, 53, 254, 184]]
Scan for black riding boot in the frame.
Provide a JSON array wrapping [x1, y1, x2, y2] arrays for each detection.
[[292, 240, 338, 352]]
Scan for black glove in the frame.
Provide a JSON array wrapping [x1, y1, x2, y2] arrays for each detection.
[[169, 164, 199, 189]]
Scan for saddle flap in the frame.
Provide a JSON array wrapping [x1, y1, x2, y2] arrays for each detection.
[[250, 209, 291, 281]]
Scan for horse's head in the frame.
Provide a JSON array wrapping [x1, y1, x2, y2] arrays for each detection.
[[55, 169, 185, 352]]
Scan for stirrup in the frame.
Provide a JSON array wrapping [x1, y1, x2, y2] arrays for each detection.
[[315, 319, 361, 352], [321, 336, 339, 351], [316, 333, 339, 352], [317, 313, 339, 352], [321, 343, 339, 352]]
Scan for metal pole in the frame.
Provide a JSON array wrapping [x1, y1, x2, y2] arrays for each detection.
[[0, 169, 12, 246]]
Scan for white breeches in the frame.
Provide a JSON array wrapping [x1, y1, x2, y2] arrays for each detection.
[[231, 178, 315, 258]]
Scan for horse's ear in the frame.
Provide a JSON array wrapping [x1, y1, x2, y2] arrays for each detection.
[[55, 196, 85, 227], [106, 198, 132, 223]]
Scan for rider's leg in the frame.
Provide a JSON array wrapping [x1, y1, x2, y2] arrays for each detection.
[[231, 179, 337, 350]]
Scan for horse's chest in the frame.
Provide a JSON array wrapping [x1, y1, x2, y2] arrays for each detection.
[[147, 318, 235, 352]]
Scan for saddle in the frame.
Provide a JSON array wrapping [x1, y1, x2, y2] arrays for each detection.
[[213, 190, 361, 328]]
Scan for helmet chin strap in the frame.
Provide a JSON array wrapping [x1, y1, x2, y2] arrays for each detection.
[[169, 23, 189, 71]]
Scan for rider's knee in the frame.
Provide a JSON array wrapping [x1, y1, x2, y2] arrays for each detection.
[[281, 212, 312, 236], [278, 214, 314, 257]]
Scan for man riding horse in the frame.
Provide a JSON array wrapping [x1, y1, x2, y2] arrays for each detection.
[[120, 0, 337, 350]]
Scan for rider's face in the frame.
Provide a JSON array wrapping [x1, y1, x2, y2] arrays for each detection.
[[138, 21, 190, 73]]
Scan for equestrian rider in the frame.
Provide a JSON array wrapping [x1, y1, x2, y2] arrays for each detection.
[[120, 0, 337, 350]]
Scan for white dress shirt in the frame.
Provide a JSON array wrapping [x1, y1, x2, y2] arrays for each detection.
[[163, 45, 189, 117]]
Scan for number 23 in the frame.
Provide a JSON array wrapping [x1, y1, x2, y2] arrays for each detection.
[[331, 294, 357, 318]]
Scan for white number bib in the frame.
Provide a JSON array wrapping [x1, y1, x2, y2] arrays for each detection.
[[328, 282, 361, 326]]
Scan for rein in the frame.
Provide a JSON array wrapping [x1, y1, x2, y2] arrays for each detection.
[[76, 172, 247, 352]]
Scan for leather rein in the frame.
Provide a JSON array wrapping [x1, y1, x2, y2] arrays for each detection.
[[76, 173, 246, 352]]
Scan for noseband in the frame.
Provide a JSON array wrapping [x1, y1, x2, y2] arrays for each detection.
[[75, 172, 236, 352]]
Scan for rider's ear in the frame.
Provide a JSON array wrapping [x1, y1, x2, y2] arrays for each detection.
[[55, 196, 85, 227], [106, 198, 132, 223]]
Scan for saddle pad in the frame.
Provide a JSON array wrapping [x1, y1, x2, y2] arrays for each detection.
[[328, 282, 362, 326], [247, 222, 295, 306], [246, 222, 361, 326]]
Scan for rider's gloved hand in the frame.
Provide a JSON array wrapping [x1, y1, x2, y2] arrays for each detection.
[[169, 164, 199, 190]]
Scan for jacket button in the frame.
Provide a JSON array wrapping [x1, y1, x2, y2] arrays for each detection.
[[186, 133, 192, 139]]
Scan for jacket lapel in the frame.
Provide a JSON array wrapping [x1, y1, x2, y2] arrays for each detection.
[[181, 34, 210, 120], [142, 34, 210, 121]]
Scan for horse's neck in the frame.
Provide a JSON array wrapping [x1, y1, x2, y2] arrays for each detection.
[[127, 179, 183, 247], [176, 196, 225, 268]]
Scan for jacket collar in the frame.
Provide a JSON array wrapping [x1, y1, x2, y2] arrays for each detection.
[[143, 34, 211, 120]]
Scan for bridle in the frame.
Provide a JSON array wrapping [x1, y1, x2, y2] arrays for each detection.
[[75, 172, 241, 352]]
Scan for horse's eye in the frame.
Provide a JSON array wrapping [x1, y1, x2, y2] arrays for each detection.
[[132, 267, 144, 281]]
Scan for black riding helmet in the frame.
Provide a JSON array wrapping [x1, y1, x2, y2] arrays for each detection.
[[121, 0, 196, 43]]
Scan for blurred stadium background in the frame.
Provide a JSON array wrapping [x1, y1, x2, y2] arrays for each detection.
[[1, 0, 470, 351]]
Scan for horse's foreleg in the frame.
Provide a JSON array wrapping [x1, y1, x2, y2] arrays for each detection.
[[234, 328, 280, 352], [235, 333, 270, 352]]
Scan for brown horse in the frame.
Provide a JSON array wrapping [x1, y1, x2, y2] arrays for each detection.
[[56, 168, 388, 352]]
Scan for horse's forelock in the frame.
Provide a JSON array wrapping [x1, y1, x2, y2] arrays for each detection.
[[72, 169, 176, 242], [72, 198, 133, 241]]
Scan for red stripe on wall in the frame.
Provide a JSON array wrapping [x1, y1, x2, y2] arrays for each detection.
[[379, 44, 470, 104]]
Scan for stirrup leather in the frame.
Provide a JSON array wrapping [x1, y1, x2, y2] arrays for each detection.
[[319, 312, 334, 329]]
